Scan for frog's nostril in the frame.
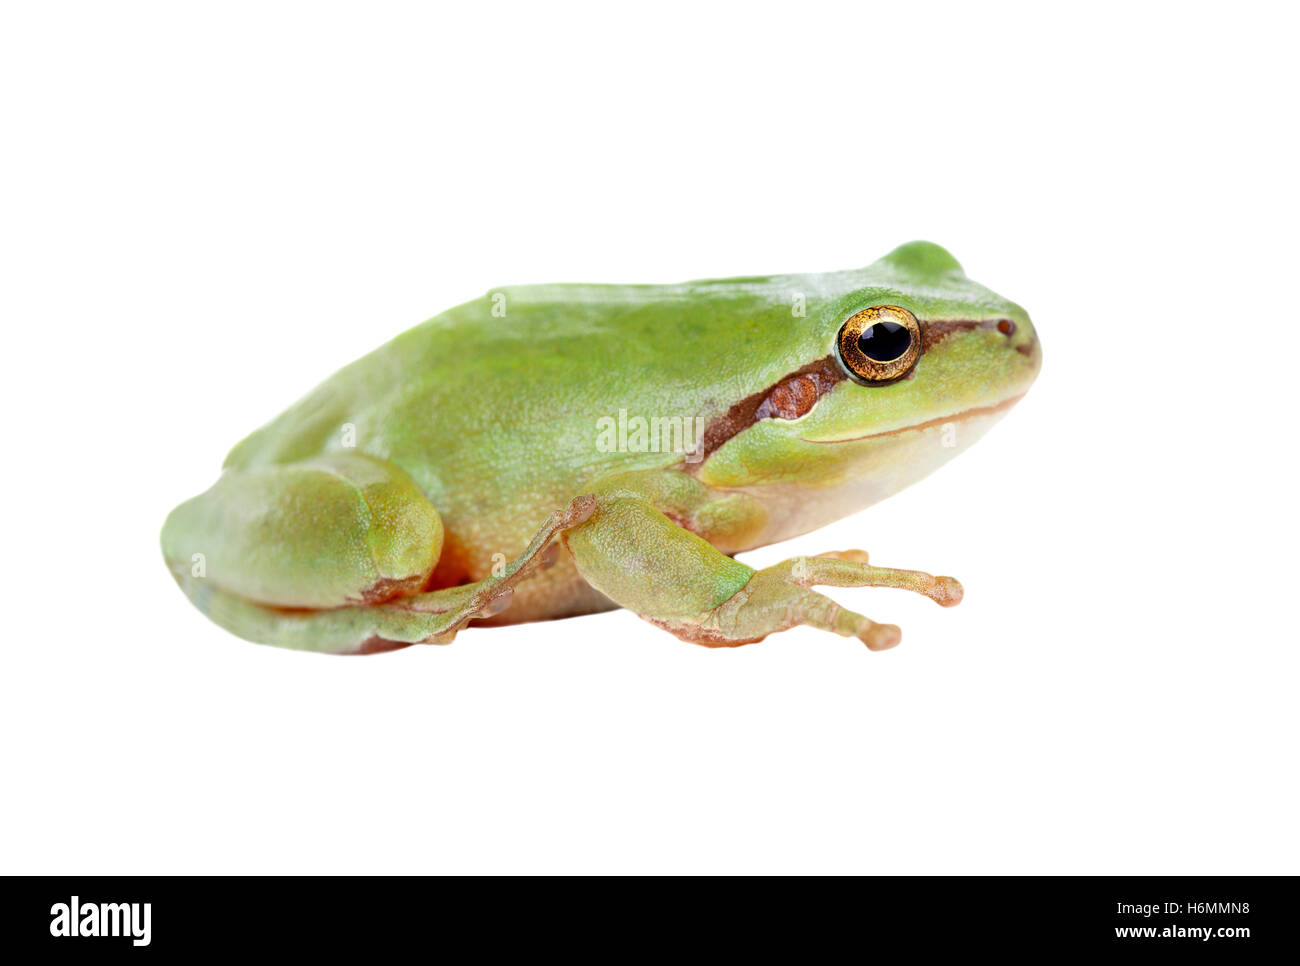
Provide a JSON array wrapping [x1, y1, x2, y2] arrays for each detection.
[[997, 319, 1016, 336]]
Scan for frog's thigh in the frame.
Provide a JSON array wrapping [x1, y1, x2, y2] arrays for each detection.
[[161, 452, 442, 609]]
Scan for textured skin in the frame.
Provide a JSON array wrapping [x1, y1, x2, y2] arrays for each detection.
[[162, 241, 1041, 652]]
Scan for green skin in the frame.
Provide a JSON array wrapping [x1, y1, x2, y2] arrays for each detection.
[[162, 241, 1041, 654]]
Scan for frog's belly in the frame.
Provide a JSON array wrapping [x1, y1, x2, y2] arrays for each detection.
[[472, 553, 617, 626]]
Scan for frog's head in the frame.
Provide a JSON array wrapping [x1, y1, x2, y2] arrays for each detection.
[[695, 241, 1041, 543]]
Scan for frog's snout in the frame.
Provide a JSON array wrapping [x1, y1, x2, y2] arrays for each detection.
[[984, 314, 1041, 388], [1004, 316, 1041, 372]]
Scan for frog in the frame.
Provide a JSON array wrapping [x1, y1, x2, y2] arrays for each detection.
[[161, 241, 1041, 655]]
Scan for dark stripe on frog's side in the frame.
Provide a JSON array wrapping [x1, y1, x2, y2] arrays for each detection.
[[690, 318, 1014, 464], [694, 356, 846, 463]]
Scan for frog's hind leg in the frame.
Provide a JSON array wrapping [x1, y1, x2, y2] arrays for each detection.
[[163, 452, 446, 611], [173, 573, 501, 654], [172, 574, 474, 654], [174, 494, 595, 654]]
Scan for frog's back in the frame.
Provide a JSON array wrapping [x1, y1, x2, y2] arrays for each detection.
[[221, 260, 1005, 513], [218, 277, 788, 564], [224, 273, 818, 477]]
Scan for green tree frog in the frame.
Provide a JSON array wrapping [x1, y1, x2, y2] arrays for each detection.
[[162, 241, 1041, 654]]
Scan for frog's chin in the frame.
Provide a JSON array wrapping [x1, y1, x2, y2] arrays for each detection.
[[723, 397, 1022, 552]]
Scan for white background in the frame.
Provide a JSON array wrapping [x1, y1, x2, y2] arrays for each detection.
[[2, 2, 1296, 875]]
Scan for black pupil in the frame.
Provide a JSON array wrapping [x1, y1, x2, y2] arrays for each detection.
[[857, 321, 911, 362]]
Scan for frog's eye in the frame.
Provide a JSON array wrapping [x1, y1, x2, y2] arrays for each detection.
[[836, 305, 922, 385]]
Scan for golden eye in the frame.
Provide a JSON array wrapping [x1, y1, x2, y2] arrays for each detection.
[[836, 305, 922, 385]]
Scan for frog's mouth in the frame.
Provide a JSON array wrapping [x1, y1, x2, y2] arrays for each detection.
[[802, 392, 1027, 446]]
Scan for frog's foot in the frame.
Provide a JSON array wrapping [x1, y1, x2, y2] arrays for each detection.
[[659, 553, 962, 651], [173, 494, 596, 655]]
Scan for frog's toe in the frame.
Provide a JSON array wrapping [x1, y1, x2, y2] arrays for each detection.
[[861, 622, 903, 652], [820, 601, 902, 650], [932, 576, 964, 607], [788, 552, 965, 608]]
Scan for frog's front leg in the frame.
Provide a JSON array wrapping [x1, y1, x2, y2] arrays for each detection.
[[563, 473, 962, 650]]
